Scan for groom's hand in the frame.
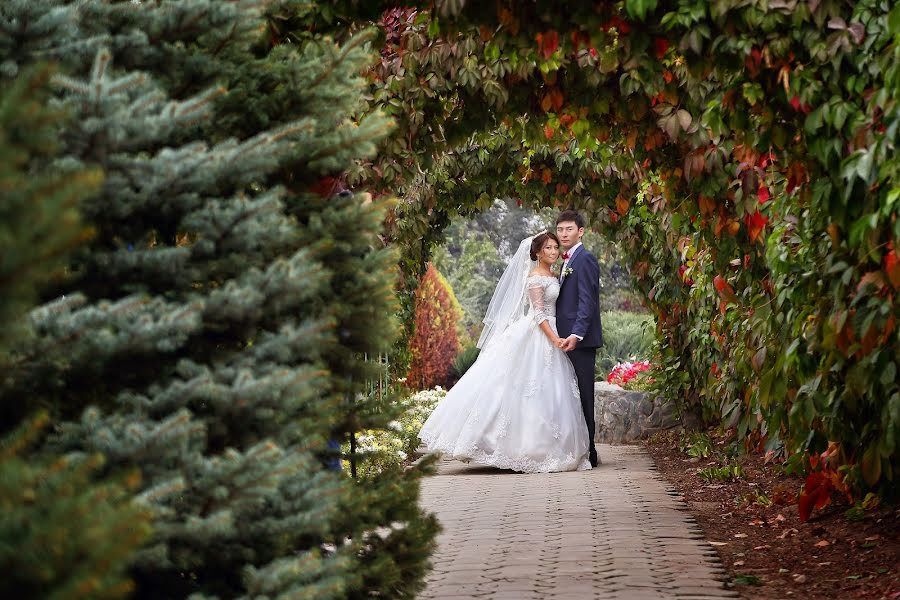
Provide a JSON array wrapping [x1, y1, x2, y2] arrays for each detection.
[[561, 335, 579, 352]]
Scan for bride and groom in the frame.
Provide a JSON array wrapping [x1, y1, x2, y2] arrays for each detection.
[[419, 210, 603, 472]]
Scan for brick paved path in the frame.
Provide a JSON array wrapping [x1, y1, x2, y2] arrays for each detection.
[[418, 444, 738, 600]]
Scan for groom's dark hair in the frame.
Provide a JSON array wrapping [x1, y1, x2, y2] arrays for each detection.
[[556, 209, 585, 229]]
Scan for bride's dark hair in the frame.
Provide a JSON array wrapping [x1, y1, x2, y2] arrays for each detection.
[[529, 231, 560, 261]]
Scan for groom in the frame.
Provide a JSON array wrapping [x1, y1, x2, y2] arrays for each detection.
[[555, 210, 603, 467]]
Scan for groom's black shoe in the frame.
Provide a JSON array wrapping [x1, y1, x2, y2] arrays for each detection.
[[589, 449, 600, 468]]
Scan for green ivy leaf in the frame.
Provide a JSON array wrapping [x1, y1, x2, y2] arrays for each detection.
[[625, 0, 658, 21], [889, 3, 900, 35]]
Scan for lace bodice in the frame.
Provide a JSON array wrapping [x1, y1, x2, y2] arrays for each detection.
[[526, 275, 560, 325]]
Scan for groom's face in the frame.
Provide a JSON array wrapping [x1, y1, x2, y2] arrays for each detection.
[[555, 221, 584, 250]]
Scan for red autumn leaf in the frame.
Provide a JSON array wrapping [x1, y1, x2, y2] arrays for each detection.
[[570, 30, 590, 51], [745, 210, 769, 243], [654, 37, 669, 58], [663, 70, 673, 83], [882, 314, 896, 345], [615, 196, 630, 216], [745, 47, 763, 75], [885, 249, 900, 289], [310, 176, 341, 198], [536, 30, 559, 60], [589, 47, 598, 58], [713, 275, 738, 305], [601, 16, 631, 34], [541, 168, 552, 184], [790, 96, 802, 111], [757, 184, 770, 204], [543, 124, 555, 140], [798, 471, 833, 523]]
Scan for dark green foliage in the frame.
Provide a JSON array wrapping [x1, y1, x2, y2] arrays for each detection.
[[596, 311, 655, 378], [0, 62, 150, 600], [0, 414, 151, 600], [1, 1, 437, 597], [0, 65, 99, 364], [451, 345, 481, 384]]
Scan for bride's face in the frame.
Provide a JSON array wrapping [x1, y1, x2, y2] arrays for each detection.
[[540, 239, 560, 265]]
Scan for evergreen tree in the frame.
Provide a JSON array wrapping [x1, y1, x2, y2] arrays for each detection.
[[408, 264, 463, 390], [0, 65, 98, 363], [1, 1, 437, 598], [0, 65, 151, 600]]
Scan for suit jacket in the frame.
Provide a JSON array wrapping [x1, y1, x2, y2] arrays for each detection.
[[556, 244, 603, 348]]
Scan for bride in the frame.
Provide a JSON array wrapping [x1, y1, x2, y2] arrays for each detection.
[[418, 232, 592, 473]]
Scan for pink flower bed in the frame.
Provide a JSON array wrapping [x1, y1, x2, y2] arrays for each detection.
[[606, 360, 653, 388]]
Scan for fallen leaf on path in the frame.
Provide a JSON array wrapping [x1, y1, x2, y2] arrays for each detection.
[[753, 545, 770, 550], [709, 541, 728, 546], [814, 539, 830, 547], [793, 574, 807, 583], [734, 533, 749, 538], [778, 528, 798, 539]]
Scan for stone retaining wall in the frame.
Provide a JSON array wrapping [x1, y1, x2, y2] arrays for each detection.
[[594, 381, 693, 444]]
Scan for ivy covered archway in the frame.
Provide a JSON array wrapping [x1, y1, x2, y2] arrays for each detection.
[[326, 0, 900, 500]]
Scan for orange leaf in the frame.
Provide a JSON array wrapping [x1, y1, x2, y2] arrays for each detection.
[[615, 196, 630, 216], [549, 88, 564, 112], [540, 93, 553, 113], [541, 168, 552, 184], [827, 223, 840, 247]]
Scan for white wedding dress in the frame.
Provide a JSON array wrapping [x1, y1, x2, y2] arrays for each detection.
[[419, 274, 592, 473]]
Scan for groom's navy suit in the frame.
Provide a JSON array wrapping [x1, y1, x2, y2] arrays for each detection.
[[556, 243, 603, 466]]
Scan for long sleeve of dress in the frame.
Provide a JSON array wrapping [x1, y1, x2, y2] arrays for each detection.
[[527, 282, 548, 325]]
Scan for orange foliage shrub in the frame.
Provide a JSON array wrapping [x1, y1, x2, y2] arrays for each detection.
[[407, 263, 463, 390]]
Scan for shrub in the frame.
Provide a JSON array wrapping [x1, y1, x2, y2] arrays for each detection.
[[349, 388, 445, 478], [449, 345, 480, 386], [408, 264, 464, 389], [596, 310, 655, 377]]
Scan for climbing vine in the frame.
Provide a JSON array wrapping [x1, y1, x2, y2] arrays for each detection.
[[301, 0, 899, 500]]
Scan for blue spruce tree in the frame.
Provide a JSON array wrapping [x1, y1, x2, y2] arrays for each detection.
[[1, 1, 437, 597]]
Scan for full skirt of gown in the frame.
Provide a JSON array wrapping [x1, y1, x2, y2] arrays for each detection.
[[419, 315, 592, 473]]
